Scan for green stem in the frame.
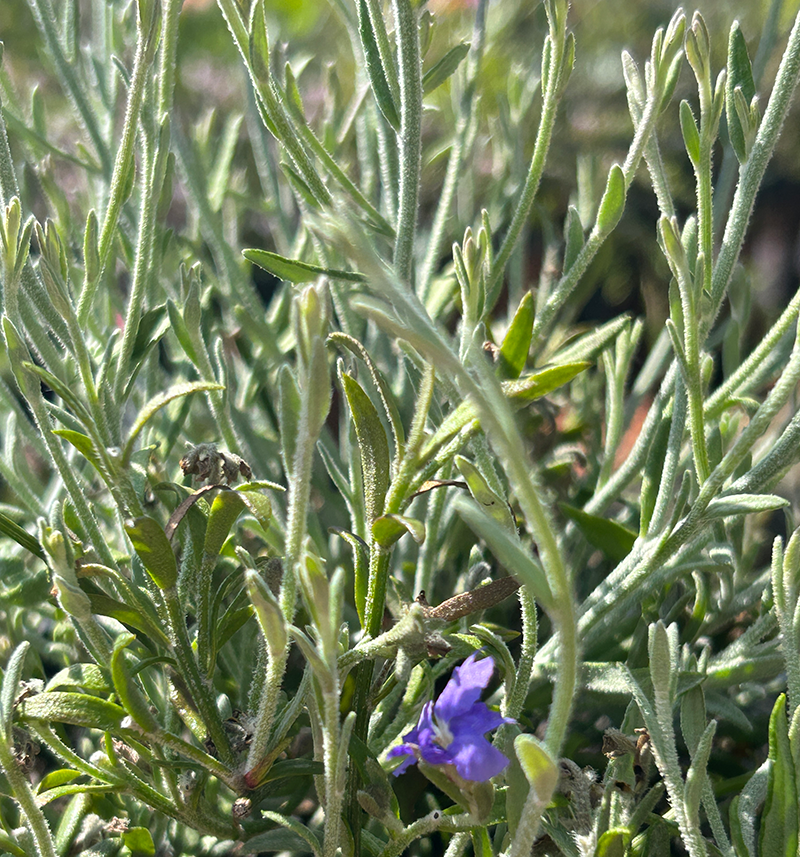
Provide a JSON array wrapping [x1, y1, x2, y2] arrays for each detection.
[[506, 586, 537, 719], [162, 588, 234, 767], [710, 7, 800, 314], [418, 0, 488, 299], [77, 10, 157, 326], [322, 685, 343, 857], [0, 733, 57, 857], [246, 360, 321, 777], [485, 20, 566, 307], [391, 0, 423, 284], [530, 85, 660, 351]]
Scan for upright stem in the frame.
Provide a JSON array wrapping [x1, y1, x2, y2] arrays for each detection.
[[418, 0, 488, 299], [247, 359, 322, 778], [391, 0, 423, 284], [0, 735, 57, 857], [78, 9, 158, 325], [485, 12, 567, 307]]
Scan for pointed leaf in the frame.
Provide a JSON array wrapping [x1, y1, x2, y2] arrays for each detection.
[[596, 164, 626, 233], [726, 22, 756, 164], [342, 373, 390, 525], [502, 362, 590, 402], [356, 0, 399, 129], [0, 641, 29, 737], [422, 42, 470, 94], [244, 248, 365, 283], [499, 292, 534, 379]]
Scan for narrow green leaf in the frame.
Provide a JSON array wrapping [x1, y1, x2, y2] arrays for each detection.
[[704, 493, 789, 519], [246, 569, 286, 656], [726, 22, 756, 164], [125, 516, 179, 589], [22, 362, 90, 423], [52, 429, 103, 472], [243, 248, 366, 283], [596, 164, 626, 234], [130, 304, 169, 366], [372, 514, 425, 548], [36, 768, 81, 795], [760, 695, 799, 856], [110, 633, 160, 732], [684, 719, 716, 828], [422, 42, 470, 95], [328, 332, 405, 454], [680, 99, 701, 165], [559, 503, 636, 562], [502, 362, 590, 402], [640, 415, 671, 535], [87, 593, 170, 648], [278, 364, 301, 479], [204, 490, 245, 565], [330, 527, 368, 624], [342, 373, 390, 525], [499, 292, 534, 379], [0, 511, 45, 559], [248, 0, 270, 85], [648, 621, 675, 705], [357, 0, 400, 129], [0, 641, 29, 737]]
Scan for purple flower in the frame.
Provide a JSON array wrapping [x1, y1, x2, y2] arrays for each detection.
[[387, 653, 514, 782]]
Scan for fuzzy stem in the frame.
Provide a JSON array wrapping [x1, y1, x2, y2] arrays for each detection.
[[391, 0, 423, 284], [77, 10, 157, 325], [0, 734, 57, 857]]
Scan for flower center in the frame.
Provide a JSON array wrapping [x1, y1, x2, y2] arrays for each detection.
[[431, 715, 454, 749]]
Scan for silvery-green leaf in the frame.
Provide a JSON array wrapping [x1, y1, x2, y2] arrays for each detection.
[[704, 493, 789, 519]]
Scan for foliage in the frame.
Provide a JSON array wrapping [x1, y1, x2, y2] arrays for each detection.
[[0, 0, 799, 854]]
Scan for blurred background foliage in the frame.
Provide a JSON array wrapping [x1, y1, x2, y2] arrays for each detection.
[[3, 0, 798, 349]]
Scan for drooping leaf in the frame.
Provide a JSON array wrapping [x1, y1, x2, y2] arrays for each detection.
[[559, 503, 636, 562], [122, 381, 224, 465], [372, 514, 425, 548]]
